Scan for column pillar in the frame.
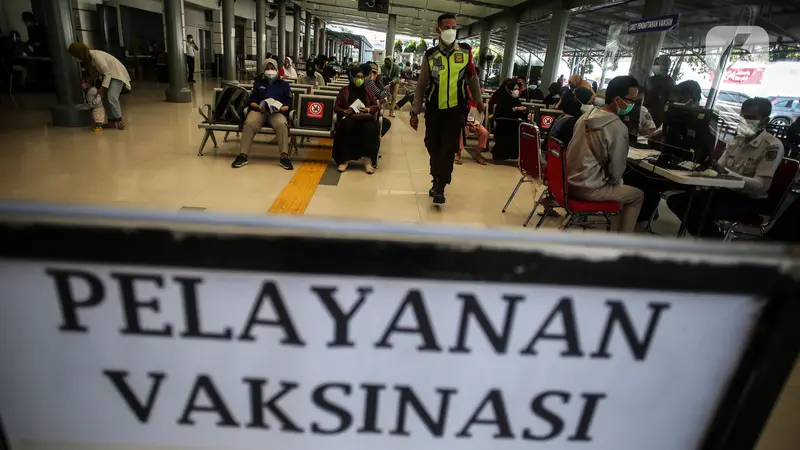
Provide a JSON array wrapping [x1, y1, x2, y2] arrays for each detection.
[[629, 0, 675, 85], [277, 0, 286, 64], [478, 26, 490, 82], [540, 8, 568, 89], [293, 9, 301, 61], [44, 0, 92, 126], [222, 0, 236, 82], [303, 12, 312, 60], [386, 14, 397, 61], [256, 0, 266, 71], [314, 17, 321, 55], [501, 21, 519, 80], [164, 0, 191, 102], [320, 21, 327, 56]]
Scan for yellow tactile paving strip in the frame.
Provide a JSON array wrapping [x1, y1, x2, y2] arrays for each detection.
[[267, 139, 333, 214]]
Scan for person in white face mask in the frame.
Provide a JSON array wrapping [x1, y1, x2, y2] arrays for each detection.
[[666, 97, 785, 237], [409, 13, 484, 206], [231, 58, 294, 170]]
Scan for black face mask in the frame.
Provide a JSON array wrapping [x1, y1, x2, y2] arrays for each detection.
[[568, 83, 576, 89], [306, 68, 315, 77]]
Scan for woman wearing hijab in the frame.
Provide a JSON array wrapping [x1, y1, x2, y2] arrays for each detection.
[[68, 42, 131, 129], [333, 67, 380, 174], [489, 78, 527, 161], [279, 57, 297, 79]]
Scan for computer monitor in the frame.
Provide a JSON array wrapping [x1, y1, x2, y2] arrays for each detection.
[[656, 103, 716, 167]]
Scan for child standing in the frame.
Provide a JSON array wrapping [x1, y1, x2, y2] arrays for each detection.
[[82, 74, 106, 131]]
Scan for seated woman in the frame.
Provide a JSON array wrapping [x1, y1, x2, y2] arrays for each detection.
[[457, 85, 488, 165], [333, 67, 380, 174], [230, 58, 293, 170], [489, 78, 527, 161]]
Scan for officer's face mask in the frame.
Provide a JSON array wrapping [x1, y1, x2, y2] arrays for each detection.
[[439, 28, 457, 45], [739, 115, 764, 138]]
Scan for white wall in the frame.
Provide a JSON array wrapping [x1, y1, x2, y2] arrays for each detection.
[[2, 0, 32, 40]]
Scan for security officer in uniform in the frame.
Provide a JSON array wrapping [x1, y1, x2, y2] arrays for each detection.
[[667, 97, 784, 237], [410, 13, 484, 206]]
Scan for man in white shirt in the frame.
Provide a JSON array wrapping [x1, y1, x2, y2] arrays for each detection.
[[185, 34, 198, 83], [667, 97, 785, 237]]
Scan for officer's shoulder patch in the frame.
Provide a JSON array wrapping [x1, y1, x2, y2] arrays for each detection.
[[454, 53, 464, 63], [765, 149, 779, 161]]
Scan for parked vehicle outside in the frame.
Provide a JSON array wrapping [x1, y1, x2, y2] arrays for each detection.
[[769, 98, 800, 126]]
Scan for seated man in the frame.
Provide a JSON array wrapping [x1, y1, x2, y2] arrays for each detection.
[[666, 97, 785, 237], [231, 58, 293, 170], [566, 75, 644, 233]]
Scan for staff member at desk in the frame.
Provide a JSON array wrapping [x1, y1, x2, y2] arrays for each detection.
[[666, 97, 784, 238], [627, 80, 703, 223]]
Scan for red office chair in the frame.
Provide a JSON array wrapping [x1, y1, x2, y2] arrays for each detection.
[[721, 157, 800, 242], [536, 137, 621, 231], [501, 123, 545, 224]]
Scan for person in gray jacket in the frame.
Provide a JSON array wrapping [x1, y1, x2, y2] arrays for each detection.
[[566, 75, 644, 232]]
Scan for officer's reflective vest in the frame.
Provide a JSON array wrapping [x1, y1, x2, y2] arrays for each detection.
[[424, 44, 471, 111]]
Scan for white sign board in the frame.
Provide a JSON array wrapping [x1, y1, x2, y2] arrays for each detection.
[[0, 260, 763, 450]]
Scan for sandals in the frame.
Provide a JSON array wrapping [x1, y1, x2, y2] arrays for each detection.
[[454, 155, 463, 165], [474, 152, 488, 165]]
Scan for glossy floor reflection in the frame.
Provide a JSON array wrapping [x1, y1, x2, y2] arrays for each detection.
[[0, 79, 797, 450]]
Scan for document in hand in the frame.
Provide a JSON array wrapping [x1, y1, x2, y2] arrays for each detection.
[[350, 99, 366, 113], [260, 98, 283, 114]]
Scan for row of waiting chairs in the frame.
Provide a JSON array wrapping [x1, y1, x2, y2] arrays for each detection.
[[196, 77, 374, 156]]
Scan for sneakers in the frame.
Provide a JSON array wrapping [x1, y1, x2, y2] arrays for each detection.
[[231, 153, 248, 168], [365, 163, 375, 174], [92, 124, 103, 132], [337, 162, 348, 172], [279, 156, 294, 170]]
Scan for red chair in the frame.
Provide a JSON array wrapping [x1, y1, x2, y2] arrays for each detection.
[[501, 123, 546, 225], [721, 157, 800, 242], [536, 137, 621, 230]]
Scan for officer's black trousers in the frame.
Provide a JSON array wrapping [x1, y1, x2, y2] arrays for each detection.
[[425, 107, 465, 185], [666, 188, 764, 238]]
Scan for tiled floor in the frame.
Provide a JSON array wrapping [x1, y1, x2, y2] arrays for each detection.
[[0, 79, 797, 448]]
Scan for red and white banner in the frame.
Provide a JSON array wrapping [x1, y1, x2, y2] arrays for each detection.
[[712, 68, 766, 85]]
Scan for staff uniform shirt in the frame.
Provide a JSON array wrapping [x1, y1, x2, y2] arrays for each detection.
[[718, 130, 784, 199]]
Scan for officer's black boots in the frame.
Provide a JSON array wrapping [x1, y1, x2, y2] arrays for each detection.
[[432, 180, 446, 205]]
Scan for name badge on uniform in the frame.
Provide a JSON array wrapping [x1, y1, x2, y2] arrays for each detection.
[[434, 56, 443, 69], [454, 53, 464, 63]]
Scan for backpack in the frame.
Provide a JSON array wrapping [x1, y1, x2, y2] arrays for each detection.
[[213, 85, 249, 123]]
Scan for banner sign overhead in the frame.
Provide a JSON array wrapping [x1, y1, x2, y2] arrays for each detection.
[[628, 14, 680, 34]]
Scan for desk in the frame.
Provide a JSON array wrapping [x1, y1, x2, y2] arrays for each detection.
[[627, 147, 745, 236]]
